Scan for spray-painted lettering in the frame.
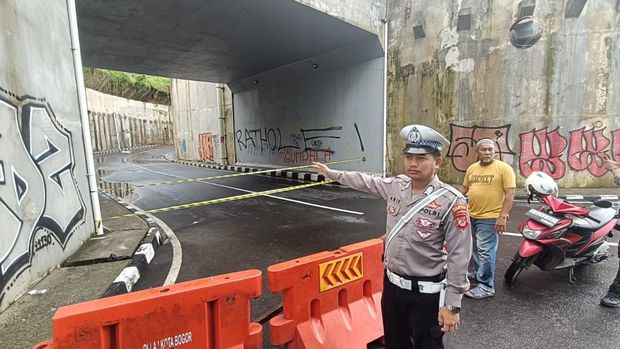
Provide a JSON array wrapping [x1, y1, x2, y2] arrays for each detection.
[[446, 124, 515, 172], [519, 127, 568, 179], [0, 90, 86, 310]]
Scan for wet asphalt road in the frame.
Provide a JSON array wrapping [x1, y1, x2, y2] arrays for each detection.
[[96, 147, 620, 349]]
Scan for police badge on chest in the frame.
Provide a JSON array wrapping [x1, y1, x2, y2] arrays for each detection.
[[421, 206, 441, 218]]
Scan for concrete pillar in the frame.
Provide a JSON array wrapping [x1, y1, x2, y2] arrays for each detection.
[[143, 119, 148, 145], [88, 111, 98, 151], [98, 112, 105, 150], [104, 113, 112, 150]]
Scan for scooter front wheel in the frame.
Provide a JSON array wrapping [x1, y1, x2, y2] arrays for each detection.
[[504, 255, 531, 284]]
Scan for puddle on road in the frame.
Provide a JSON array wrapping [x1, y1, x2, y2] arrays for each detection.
[[99, 181, 135, 201]]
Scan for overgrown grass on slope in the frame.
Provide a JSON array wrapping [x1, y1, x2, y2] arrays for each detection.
[[83, 68, 172, 105]]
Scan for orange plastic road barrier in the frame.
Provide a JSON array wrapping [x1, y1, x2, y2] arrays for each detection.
[[268, 239, 384, 348], [33, 269, 262, 349]]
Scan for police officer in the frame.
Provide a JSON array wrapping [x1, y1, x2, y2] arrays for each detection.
[[601, 158, 620, 308], [312, 124, 472, 349]]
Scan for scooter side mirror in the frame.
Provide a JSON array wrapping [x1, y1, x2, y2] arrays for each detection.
[[593, 200, 613, 208]]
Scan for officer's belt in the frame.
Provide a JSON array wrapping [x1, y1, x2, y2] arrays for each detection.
[[385, 269, 445, 294]]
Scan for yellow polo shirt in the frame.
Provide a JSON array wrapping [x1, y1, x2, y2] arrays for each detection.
[[463, 160, 516, 219]]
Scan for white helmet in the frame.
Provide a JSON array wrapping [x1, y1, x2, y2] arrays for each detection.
[[524, 171, 559, 197]]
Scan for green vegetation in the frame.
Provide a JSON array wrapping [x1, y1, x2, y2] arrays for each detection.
[[83, 68, 171, 105]]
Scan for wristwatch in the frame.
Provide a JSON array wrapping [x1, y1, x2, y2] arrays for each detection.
[[445, 305, 461, 314]]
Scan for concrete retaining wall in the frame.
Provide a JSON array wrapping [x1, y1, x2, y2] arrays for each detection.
[[0, 0, 95, 312], [387, 0, 620, 188], [170, 80, 235, 164], [86, 89, 173, 151]]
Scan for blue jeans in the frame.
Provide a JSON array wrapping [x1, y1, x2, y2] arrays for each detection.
[[471, 218, 498, 290]]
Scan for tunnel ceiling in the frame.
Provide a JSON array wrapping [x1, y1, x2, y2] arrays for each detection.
[[77, 0, 380, 83]]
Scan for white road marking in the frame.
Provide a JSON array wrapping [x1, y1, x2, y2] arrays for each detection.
[[147, 213, 182, 286], [123, 152, 364, 215], [114, 151, 183, 285], [120, 150, 362, 286]]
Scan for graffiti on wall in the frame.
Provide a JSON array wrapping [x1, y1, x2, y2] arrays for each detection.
[[235, 124, 365, 163], [519, 126, 620, 179], [0, 89, 86, 305], [447, 122, 620, 180], [198, 132, 214, 162], [446, 124, 516, 172]]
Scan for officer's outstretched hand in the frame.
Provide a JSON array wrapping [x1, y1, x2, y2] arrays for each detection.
[[438, 307, 460, 333], [604, 158, 620, 171], [311, 162, 330, 177]]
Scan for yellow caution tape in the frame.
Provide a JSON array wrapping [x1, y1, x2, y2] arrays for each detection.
[[108, 179, 336, 220], [136, 157, 368, 188]]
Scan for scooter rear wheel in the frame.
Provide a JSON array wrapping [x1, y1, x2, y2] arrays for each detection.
[[505, 256, 530, 284]]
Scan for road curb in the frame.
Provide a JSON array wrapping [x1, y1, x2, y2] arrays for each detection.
[[99, 191, 168, 298], [166, 156, 327, 182], [93, 144, 160, 156]]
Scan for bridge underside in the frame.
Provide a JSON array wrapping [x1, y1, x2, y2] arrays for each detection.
[[77, 0, 382, 85]]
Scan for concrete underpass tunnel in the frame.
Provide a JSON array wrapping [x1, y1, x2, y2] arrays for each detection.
[[77, 0, 386, 173]]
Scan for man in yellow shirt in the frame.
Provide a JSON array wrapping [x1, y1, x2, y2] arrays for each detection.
[[459, 138, 516, 299]]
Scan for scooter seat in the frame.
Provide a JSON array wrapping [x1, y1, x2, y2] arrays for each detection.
[[571, 206, 617, 230]]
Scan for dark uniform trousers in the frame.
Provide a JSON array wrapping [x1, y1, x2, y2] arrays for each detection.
[[381, 274, 445, 349], [610, 244, 620, 295]]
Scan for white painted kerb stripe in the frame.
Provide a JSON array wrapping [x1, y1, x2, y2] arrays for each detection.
[[135, 243, 155, 264], [113, 266, 140, 292]]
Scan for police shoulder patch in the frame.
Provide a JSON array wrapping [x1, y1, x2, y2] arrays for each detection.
[[451, 204, 470, 230], [451, 204, 468, 214], [455, 215, 470, 229]]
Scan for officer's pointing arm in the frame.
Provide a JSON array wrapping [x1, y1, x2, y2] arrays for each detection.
[[311, 162, 392, 200]]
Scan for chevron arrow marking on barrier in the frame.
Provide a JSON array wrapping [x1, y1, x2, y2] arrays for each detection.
[[321, 262, 335, 288], [335, 259, 347, 283], [328, 261, 340, 286], [319, 252, 364, 292]]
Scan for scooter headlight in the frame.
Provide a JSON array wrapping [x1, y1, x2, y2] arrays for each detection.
[[522, 227, 543, 240]]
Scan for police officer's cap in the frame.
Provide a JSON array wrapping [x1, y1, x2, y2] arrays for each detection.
[[400, 124, 449, 155]]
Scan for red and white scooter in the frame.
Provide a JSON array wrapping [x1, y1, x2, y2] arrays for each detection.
[[505, 171, 619, 284]]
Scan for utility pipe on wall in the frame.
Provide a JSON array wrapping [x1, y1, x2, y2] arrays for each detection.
[[382, 1, 389, 176], [67, 0, 103, 235], [216, 83, 228, 165]]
